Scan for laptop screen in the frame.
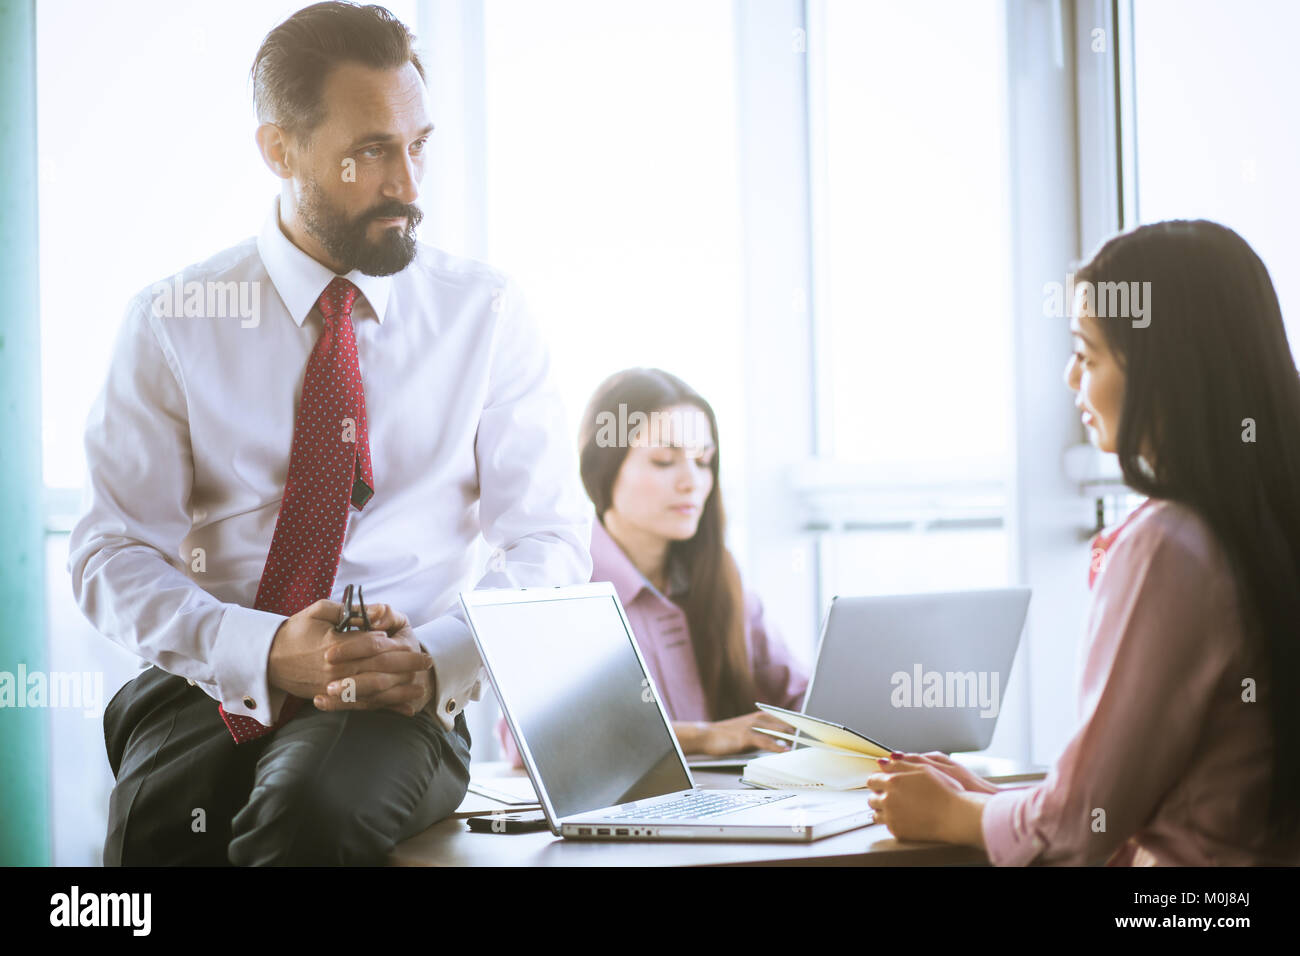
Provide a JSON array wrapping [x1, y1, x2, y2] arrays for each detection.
[[803, 588, 1029, 753], [469, 590, 693, 819]]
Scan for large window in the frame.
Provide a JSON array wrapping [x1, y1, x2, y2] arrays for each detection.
[[481, 0, 746, 504], [804, 0, 1015, 603], [1130, 0, 1300, 353]]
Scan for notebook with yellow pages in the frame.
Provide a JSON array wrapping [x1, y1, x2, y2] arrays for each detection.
[[740, 703, 896, 791]]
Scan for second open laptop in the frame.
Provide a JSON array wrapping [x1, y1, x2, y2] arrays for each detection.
[[461, 582, 875, 842], [802, 587, 1032, 753]]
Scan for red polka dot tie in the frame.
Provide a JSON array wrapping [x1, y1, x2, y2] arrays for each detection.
[[219, 277, 375, 744]]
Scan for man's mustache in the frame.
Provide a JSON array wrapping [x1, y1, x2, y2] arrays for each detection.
[[361, 204, 424, 226]]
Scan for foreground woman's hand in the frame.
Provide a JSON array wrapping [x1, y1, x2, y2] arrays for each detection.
[[866, 756, 991, 847], [895, 751, 1001, 794]]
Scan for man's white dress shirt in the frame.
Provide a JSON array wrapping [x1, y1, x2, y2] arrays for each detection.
[[68, 196, 593, 732]]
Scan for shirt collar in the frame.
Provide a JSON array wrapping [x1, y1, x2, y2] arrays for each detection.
[[590, 519, 687, 607], [257, 195, 393, 327]]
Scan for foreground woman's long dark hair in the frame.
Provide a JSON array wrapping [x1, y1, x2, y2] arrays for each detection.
[[1077, 220, 1300, 839]]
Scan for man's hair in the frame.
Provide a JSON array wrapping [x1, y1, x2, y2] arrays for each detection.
[[251, 2, 425, 146]]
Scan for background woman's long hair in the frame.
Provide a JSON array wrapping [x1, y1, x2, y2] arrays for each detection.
[[1077, 220, 1300, 838], [579, 368, 757, 720]]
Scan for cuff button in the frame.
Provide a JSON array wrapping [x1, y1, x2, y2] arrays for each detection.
[[243, 696, 256, 709], [445, 698, 456, 714]]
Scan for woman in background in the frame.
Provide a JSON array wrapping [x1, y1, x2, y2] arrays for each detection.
[[499, 368, 806, 763], [866, 220, 1300, 865]]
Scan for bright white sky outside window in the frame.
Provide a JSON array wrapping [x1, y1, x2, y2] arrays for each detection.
[[812, 0, 1012, 481], [1132, 0, 1300, 358], [808, 0, 1013, 602], [481, 0, 746, 501]]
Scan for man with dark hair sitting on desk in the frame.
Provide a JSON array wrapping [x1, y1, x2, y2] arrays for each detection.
[[67, 1, 591, 866]]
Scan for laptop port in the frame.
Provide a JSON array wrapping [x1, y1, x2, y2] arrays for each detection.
[[615, 828, 629, 836], [578, 828, 592, 836], [597, 828, 611, 835]]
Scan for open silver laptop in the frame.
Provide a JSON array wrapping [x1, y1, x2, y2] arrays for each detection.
[[461, 583, 875, 842], [802, 588, 1031, 753]]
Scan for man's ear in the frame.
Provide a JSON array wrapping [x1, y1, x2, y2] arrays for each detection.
[[254, 123, 295, 180]]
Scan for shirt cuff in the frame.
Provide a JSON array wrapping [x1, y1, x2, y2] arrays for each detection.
[[268, 685, 290, 723], [210, 603, 288, 727], [414, 612, 485, 732], [981, 787, 1047, 867]]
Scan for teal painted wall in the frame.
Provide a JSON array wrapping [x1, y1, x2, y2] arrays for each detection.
[[0, 0, 51, 866]]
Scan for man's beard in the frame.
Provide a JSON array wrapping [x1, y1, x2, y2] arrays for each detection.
[[298, 176, 424, 276]]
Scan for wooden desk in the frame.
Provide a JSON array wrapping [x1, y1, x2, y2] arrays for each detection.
[[389, 763, 993, 867]]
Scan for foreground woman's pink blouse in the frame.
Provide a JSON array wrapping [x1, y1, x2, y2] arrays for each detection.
[[981, 499, 1299, 865], [496, 520, 808, 762]]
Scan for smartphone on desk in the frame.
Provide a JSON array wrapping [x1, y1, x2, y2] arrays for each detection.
[[465, 809, 550, 834]]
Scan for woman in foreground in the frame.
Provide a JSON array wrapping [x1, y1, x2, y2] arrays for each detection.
[[866, 220, 1300, 865]]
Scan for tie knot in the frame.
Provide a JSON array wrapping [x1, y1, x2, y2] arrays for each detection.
[[317, 277, 360, 324]]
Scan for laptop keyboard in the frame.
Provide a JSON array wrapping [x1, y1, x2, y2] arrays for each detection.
[[605, 790, 796, 821]]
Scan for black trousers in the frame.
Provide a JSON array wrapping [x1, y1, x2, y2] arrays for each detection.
[[102, 666, 471, 866]]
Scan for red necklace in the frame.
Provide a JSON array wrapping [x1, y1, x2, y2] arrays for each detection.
[[1088, 499, 1153, 589]]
